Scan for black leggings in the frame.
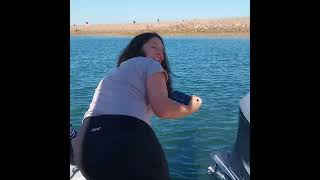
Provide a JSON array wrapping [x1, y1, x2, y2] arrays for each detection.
[[74, 115, 169, 180]]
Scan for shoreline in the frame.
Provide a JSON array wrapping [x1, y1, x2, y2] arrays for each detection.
[[71, 17, 249, 37], [71, 32, 250, 37]]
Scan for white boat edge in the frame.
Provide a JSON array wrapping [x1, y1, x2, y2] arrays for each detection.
[[70, 165, 86, 180]]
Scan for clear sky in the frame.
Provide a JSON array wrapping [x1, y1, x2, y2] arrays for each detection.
[[70, 0, 250, 25]]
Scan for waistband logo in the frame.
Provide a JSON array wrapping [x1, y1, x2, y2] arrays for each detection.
[[91, 127, 102, 132]]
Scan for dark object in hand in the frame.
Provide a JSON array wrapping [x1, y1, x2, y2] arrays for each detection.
[[169, 91, 191, 105]]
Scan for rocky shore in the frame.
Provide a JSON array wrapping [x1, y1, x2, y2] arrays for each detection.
[[71, 17, 249, 36]]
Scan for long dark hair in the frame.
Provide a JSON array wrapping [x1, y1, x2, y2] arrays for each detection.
[[117, 32, 173, 95]]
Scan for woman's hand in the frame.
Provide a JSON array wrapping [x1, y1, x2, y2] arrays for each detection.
[[187, 95, 202, 114]]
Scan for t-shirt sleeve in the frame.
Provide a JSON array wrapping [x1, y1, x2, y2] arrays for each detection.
[[145, 59, 168, 82]]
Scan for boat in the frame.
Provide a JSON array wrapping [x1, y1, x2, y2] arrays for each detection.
[[208, 92, 250, 180]]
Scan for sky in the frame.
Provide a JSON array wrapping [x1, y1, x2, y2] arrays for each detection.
[[70, 0, 250, 25]]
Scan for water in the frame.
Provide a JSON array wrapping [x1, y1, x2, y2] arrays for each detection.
[[70, 35, 250, 180]]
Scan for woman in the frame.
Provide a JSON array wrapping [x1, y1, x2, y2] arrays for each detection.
[[74, 32, 202, 180]]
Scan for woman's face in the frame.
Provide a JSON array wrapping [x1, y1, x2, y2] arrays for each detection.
[[142, 37, 165, 63]]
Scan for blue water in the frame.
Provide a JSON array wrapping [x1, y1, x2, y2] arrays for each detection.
[[71, 35, 250, 180]]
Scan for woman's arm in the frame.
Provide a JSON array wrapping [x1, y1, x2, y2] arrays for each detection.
[[147, 72, 202, 119]]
